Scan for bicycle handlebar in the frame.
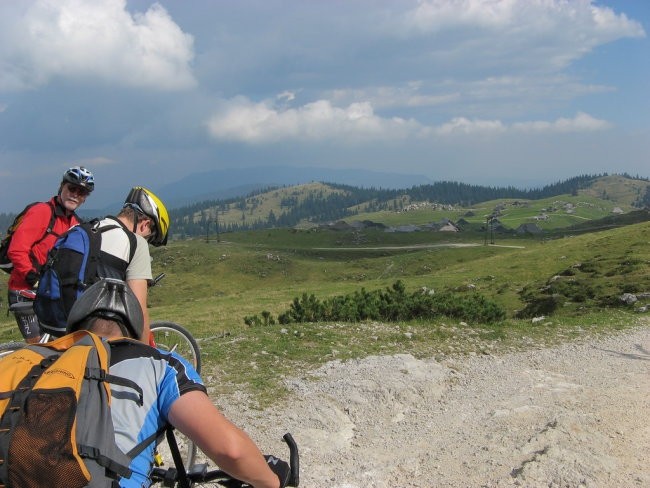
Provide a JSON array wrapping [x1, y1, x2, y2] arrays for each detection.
[[148, 272, 166, 288], [283, 433, 299, 487], [150, 432, 299, 487]]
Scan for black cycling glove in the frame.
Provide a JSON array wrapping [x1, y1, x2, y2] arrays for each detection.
[[264, 455, 291, 488], [25, 270, 40, 288]]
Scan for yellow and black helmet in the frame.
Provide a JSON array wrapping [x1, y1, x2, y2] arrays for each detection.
[[123, 186, 170, 246]]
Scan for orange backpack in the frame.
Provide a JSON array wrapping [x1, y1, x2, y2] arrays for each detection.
[[0, 331, 143, 488]]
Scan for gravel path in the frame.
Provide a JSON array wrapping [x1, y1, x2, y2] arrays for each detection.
[[212, 322, 650, 487]]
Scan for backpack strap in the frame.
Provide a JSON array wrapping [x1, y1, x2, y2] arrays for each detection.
[[0, 356, 56, 412], [26, 201, 58, 272], [80, 332, 142, 480], [44, 331, 144, 405], [86, 331, 144, 404], [85, 368, 144, 407], [126, 425, 168, 459], [166, 426, 191, 488], [106, 216, 137, 263], [75, 445, 132, 479], [82, 220, 114, 289], [97, 217, 138, 278]]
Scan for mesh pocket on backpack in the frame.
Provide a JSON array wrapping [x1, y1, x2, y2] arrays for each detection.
[[8, 389, 90, 488]]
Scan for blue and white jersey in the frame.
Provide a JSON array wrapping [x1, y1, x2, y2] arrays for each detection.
[[107, 339, 206, 487]]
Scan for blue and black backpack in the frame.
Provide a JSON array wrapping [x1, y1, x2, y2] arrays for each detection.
[[34, 218, 137, 336]]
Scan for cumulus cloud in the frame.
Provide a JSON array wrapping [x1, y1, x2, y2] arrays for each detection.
[[0, 0, 195, 91], [207, 98, 611, 143], [206, 97, 418, 143], [512, 112, 612, 133], [434, 117, 506, 135], [397, 0, 645, 71], [402, 0, 645, 40]]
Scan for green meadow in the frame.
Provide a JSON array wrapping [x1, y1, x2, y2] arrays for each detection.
[[156, 221, 650, 404], [1, 199, 649, 406]]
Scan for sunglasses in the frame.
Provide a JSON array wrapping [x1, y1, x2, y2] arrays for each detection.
[[66, 184, 90, 197], [124, 203, 158, 240]]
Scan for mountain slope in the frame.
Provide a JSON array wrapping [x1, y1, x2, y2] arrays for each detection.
[[167, 174, 649, 237], [158, 165, 433, 208], [579, 174, 650, 206]]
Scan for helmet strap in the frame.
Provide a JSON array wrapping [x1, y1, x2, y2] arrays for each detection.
[[132, 211, 139, 234], [118, 321, 133, 339]]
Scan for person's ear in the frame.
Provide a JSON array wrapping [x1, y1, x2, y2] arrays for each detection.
[[137, 218, 149, 233]]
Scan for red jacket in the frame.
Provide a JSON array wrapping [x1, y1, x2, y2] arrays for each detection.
[[8, 197, 80, 291]]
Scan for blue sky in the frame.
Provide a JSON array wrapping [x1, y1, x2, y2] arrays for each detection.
[[0, 0, 648, 212]]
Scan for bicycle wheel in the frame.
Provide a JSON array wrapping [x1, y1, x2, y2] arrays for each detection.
[[150, 321, 201, 470], [0, 341, 26, 358], [150, 321, 201, 373]]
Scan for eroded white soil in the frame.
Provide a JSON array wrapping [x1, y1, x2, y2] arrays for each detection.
[[212, 324, 650, 487]]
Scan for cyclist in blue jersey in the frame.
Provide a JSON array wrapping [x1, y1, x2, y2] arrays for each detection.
[[65, 278, 290, 488]]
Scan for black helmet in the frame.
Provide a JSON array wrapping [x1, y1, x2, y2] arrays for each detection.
[[62, 166, 95, 193], [67, 278, 144, 339]]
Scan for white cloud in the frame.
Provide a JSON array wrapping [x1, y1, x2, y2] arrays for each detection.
[[206, 97, 418, 144], [403, 0, 517, 31], [207, 98, 611, 143], [329, 85, 460, 110], [512, 112, 612, 133], [327, 74, 612, 116], [277, 91, 296, 102], [0, 0, 195, 91], [397, 0, 645, 71], [435, 117, 506, 135], [402, 0, 645, 40]]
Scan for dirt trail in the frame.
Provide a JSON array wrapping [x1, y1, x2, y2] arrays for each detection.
[[213, 323, 650, 487]]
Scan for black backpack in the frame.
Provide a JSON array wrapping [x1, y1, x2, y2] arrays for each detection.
[[34, 218, 137, 336], [0, 201, 57, 274]]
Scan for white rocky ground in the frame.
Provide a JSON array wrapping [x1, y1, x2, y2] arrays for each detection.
[[210, 322, 650, 487]]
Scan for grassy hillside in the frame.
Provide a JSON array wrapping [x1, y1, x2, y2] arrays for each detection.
[[153, 222, 650, 402], [133, 221, 650, 323], [169, 174, 648, 238], [1, 180, 648, 405], [351, 193, 631, 230], [188, 182, 345, 229], [580, 174, 650, 206]]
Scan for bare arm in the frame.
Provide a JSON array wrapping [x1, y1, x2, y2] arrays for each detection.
[[168, 391, 280, 488], [127, 278, 150, 342]]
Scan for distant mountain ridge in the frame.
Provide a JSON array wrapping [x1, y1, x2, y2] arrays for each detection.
[[157, 165, 433, 209], [2, 172, 648, 237], [77, 165, 433, 218], [165, 174, 650, 237]]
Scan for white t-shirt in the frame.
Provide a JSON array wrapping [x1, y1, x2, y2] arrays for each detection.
[[98, 217, 152, 281]]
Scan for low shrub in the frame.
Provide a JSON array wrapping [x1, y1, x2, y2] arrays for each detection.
[[273, 280, 505, 325]]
